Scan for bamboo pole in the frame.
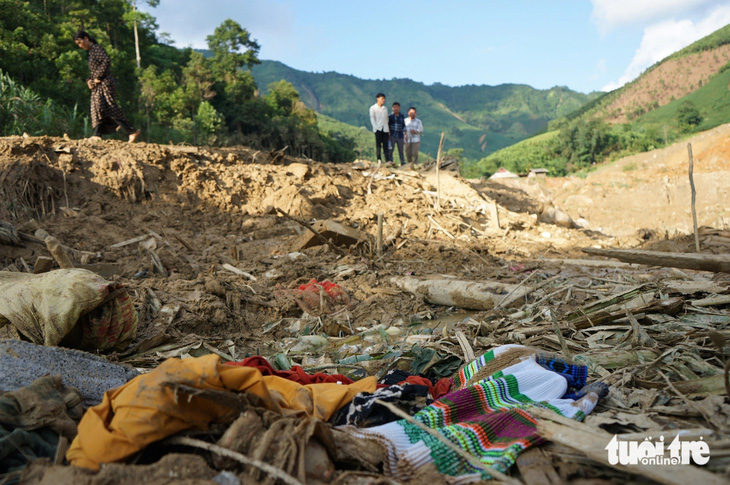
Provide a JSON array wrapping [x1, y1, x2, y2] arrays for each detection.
[[688, 143, 700, 252], [435, 132, 445, 211], [376, 212, 384, 257]]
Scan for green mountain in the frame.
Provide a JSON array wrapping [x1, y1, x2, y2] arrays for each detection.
[[251, 61, 599, 161], [479, 24, 730, 177]]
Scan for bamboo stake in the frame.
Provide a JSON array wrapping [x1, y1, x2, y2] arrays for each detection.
[[435, 132, 445, 211], [376, 212, 384, 257], [688, 143, 700, 252]]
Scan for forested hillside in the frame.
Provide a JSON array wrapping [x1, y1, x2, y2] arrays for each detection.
[[0, 0, 355, 162], [478, 24, 730, 178], [252, 60, 599, 160]]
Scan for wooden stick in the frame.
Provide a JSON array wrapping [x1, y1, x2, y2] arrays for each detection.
[[688, 143, 700, 253], [548, 309, 571, 359], [582, 247, 730, 274], [45, 236, 74, 268], [165, 436, 304, 485], [374, 399, 522, 484], [435, 132, 445, 211], [367, 159, 381, 195], [275, 208, 346, 256], [426, 214, 455, 239], [376, 212, 384, 257]]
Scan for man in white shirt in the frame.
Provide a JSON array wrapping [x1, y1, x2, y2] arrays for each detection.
[[404, 107, 423, 164], [369, 93, 390, 163]]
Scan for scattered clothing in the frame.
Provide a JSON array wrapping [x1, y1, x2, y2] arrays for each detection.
[[0, 269, 138, 352], [381, 369, 452, 400], [227, 356, 354, 385], [331, 383, 431, 428], [341, 345, 608, 483], [0, 340, 138, 407], [86, 43, 137, 136], [67, 354, 376, 471], [277, 279, 351, 317], [0, 375, 83, 483], [409, 345, 463, 381]]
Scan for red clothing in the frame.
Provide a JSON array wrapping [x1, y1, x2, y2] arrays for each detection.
[[226, 356, 353, 385]]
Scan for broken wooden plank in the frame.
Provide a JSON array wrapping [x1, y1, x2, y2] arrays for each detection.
[[390, 275, 532, 311], [582, 247, 730, 274], [534, 408, 726, 485], [289, 219, 363, 252], [691, 294, 730, 307], [33, 256, 54, 274], [570, 296, 683, 330]]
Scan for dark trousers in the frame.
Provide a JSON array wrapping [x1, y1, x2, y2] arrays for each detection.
[[374, 130, 390, 162], [389, 136, 404, 165], [94, 117, 136, 137]]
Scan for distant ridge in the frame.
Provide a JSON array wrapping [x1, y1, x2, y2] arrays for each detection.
[[251, 60, 599, 160]]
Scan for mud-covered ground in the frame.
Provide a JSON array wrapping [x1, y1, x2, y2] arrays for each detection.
[[1, 134, 729, 484]]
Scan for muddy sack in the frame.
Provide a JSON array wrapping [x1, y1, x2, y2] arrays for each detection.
[[0, 269, 137, 352]]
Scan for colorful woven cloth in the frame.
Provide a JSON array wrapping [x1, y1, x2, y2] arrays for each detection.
[[342, 345, 607, 483]]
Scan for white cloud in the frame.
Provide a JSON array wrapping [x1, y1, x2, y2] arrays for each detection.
[[591, 0, 721, 34], [602, 4, 730, 91]]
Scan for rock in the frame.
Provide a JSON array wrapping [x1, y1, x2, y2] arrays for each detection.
[[539, 206, 576, 228], [286, 162, 311, 179]]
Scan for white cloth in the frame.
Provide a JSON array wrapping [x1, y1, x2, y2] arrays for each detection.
[[404, 117, 423, 143], [369, 103, 389, 132]]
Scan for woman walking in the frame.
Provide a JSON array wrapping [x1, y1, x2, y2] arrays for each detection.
[[73, 31, 140, 142]]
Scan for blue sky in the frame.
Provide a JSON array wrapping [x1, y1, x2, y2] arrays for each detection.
[[142, 1, 730, 93]]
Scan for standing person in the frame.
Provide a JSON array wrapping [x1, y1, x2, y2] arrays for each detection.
[[388, 102, 406, 166], [73, 31, 140, 142], [404, 107, 423, 164], [369, 93, 390, 163]]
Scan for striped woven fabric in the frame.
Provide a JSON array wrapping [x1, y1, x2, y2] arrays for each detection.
[[344, 345, 606, 483]]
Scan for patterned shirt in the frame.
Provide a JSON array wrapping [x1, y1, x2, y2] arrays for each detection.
[[388, 113, 406, 139], [404, 117, 423, 143]]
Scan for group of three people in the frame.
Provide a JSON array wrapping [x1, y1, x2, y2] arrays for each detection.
[[369, 93, 423, 166]]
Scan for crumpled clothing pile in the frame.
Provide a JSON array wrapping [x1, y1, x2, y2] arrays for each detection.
[[340, 344, 608, 483], [0, 375, 83, 483], [67, 354, 376, 471]]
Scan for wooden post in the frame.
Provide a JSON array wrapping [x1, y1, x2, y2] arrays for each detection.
[[688, 143, 700, 252], [376, 212, 384, 257], [435, 132, 445, 211], [489, 201, 500, 230]]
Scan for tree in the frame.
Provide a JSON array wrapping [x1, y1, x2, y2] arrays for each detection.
[[206, 19, 260, 81], [124, 0, 159, 69], [265, 80, 299, 116], [677, 100, 702, 132]]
